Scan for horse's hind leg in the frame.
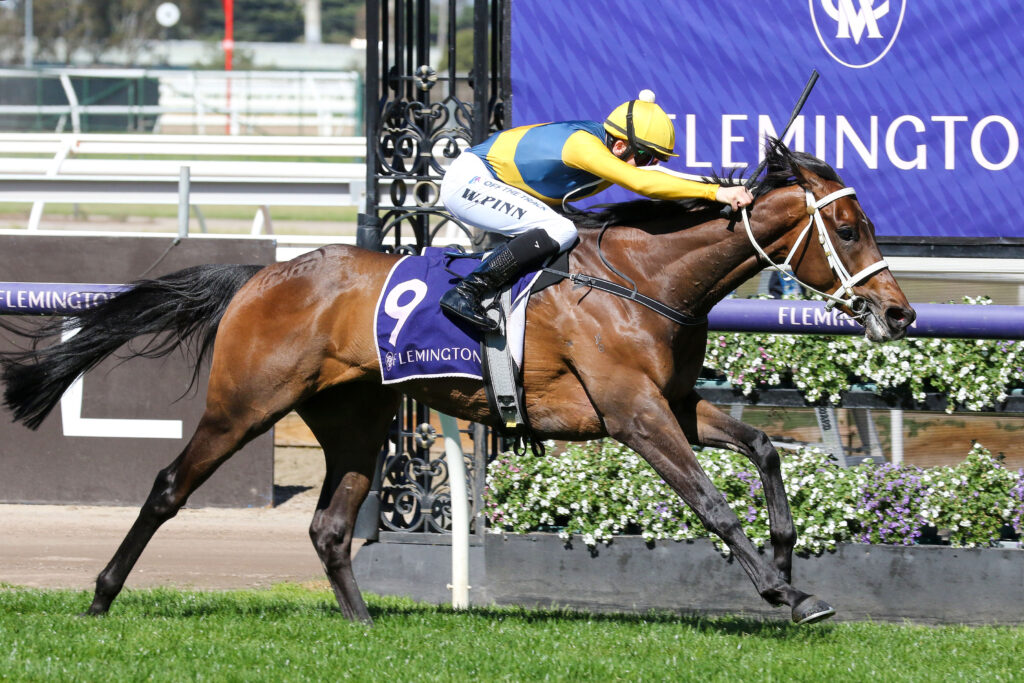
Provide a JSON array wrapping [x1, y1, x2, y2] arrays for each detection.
[[86, 409, 258, 614], [86, 378, 305, 615], [296, 384, 401, 622], [673, 394, 796, 582]]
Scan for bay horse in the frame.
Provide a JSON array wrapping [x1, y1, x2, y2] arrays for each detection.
[[0, 139, 914, 624]]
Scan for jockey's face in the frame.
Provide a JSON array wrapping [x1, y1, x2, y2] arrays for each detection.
[[632, 147, 661, 167], [611, 138, 661, 167]]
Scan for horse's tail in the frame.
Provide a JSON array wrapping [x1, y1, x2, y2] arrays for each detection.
[[0, 263, 265, 430]]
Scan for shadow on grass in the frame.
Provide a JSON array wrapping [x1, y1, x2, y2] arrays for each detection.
[[4, 585, 834, 640], [364, 598, 833, 639]]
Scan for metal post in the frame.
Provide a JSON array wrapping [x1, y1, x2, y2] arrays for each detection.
[[356, 214, 383, 251], [304, 0, 322, 44], [469, 0, 503, 251], [440, 413, 469, 608], [852, 408, 886, 464], [177, 166, 190, 240], [23, 0, 33, 67], [472, 422, 488, 536], [890, 409, 904, 465], [58, 74, 81, 134], [500, 0, 512, 123], [814, 406, 847, 466], [358, 0, 382, 251], [471, 0, 489, 144]]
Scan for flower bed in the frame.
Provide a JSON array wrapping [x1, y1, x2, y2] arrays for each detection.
[[703, 297, 1024, 411], [485, 441, 1024, 553]]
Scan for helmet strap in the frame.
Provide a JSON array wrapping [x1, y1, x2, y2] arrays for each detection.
[[623, 99, 638, 158]]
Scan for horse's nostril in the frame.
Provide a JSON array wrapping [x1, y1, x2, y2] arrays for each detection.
[[886, 306, 915, 328]]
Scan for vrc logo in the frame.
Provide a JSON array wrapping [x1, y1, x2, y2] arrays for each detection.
[[810, 0, 907, 69]]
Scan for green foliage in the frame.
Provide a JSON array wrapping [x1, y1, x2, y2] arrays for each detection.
[[234, 0, 304, 43], [437, 28, 476, 72], [187, 0, 303, 43], [0, 0, 163, 64], [1, 586, 1022, 680], [487, 441, 1024, 552], [704, 297, 1024, 412], [0, 0, 367, 62], [179, 0, 363, 43], [321, 0, 363, 43], [923, 444, 1020, 547]]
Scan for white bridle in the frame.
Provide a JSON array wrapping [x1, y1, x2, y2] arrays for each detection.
[[740, 186, 890, 311]]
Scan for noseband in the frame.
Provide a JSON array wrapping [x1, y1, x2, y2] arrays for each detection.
[[740, 186, 889, 313]]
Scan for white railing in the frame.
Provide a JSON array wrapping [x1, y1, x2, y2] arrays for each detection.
[[0, 133, 367, 234], [0, 131, 476, 257], [0, 67, 360, 136]]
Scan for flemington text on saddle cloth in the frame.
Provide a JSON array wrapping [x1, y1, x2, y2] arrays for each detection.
[[374, 247, 539, 384]]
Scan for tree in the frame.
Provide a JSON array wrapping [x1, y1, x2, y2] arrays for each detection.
[[322, 0, 362, 42], [177, 0, 304, 43], [180, 0, 364, 44], [0, 0, 369, 66], [0, 0, 163, 65]]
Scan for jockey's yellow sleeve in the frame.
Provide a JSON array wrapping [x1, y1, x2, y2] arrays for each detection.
[[561, 130, 719, 202], [467, 120, 720, 206]]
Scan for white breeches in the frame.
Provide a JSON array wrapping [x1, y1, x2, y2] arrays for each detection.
[[439, 152, 579, 251]]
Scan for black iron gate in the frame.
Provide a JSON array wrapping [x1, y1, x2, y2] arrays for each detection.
[[354, 0, 509, 540]]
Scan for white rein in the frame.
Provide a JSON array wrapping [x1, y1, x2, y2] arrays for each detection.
[[740, 186, 889, 312]]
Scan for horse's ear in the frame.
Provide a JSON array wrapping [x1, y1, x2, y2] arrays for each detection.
[[761, 136, 791, 178]]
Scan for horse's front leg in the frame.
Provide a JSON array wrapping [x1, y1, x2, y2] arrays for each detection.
[[590, 374, 833, 623], [672, 393, 796, 584]]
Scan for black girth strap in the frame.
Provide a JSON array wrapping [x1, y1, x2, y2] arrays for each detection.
[[539, 265, 707, 327]]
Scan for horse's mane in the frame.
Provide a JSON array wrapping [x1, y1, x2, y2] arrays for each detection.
[[571, 137, 844, 230]]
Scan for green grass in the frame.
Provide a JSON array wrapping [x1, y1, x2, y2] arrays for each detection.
[[1, 585, 1021, 682]]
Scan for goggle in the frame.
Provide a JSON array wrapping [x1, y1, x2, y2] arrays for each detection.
[[633, 147, 667, 167]]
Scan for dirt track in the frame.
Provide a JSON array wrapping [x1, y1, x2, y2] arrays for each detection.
[[0, 503, 328, 591], [0, 444, 340, 592]]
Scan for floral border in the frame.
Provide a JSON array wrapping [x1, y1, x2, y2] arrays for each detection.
[[486, 441, 1024, 553]]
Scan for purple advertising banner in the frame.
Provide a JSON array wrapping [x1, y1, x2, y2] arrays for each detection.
[[509, 1, 1023, 239], [707, 299, 1024, 340], [2, 281, 1020, 340], [0, 282, 126, 315]]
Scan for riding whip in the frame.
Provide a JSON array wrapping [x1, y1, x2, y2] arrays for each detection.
[[719, 69, 820, 220]]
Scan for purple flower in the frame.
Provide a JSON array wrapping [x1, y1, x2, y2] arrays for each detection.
[[857, 462, 929, 545]]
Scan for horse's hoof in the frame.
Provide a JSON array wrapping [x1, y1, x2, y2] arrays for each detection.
[[80, 602, 109, 617], [792, 595, 835, 625]]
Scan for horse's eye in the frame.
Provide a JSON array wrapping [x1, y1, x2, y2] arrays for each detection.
[[836, 226, 856, 241]]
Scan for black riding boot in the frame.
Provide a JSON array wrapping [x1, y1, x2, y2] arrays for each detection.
[[440, 228, 559, 331]]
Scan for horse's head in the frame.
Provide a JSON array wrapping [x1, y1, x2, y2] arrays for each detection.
[[756, 140, 915, 342]]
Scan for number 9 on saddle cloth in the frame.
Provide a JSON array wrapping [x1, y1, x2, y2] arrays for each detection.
[[374, 247, 556, 442]]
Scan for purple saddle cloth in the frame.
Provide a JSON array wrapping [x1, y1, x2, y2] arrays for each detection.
[[375, 247, 536, 384]]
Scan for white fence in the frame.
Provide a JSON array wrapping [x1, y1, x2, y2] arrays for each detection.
[[0, 67, 361, 136], [0, 133, 367, 238], [0, 131, 476, 259]]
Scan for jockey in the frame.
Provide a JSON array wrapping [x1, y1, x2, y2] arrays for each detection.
[[439, 89, 754, 331]]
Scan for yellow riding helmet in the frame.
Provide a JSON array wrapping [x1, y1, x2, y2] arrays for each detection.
[[603, 89, 678, 158]]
